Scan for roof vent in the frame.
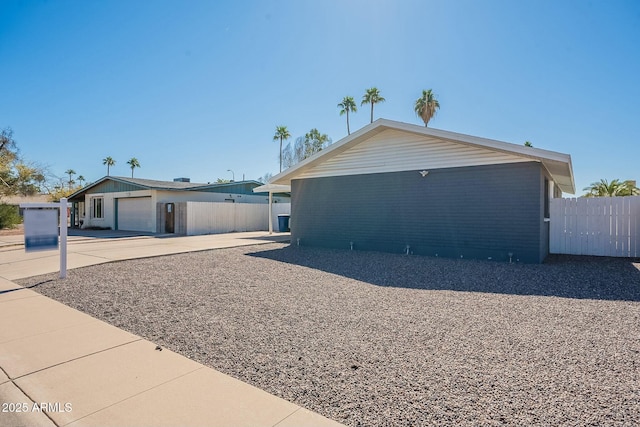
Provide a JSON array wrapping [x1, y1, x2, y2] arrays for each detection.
[[173, 177, 190, 182]]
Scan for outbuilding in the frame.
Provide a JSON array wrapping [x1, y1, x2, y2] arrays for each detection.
[[268, 119, 575, 263]]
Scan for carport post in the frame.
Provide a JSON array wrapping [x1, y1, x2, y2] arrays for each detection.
[[268, 191, 273, 234]]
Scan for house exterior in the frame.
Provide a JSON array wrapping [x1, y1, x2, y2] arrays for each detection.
[[68, 177, 289, 233], [268, 119, 575, 263]]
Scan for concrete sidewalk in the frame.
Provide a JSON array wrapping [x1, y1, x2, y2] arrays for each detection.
[[0, 232, 344, 427]]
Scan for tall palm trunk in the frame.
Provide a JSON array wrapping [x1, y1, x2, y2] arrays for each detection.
[[279, 137, 283, 172], [346, 110, 350, 135]]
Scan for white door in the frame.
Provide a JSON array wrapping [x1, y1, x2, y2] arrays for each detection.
[[117, 197, 153, 232]]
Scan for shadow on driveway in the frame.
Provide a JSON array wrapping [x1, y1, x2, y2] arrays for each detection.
[[238, 233, 291, 243], [68, 229, 156, 239], [247, 245, 640, 302]]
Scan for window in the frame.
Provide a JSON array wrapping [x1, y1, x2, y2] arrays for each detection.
[[91, 197, 103, 219]]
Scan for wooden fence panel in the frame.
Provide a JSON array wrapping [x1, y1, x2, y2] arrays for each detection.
[[550, 196, 640, 257]]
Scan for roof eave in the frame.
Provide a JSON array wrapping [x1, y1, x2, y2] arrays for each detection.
[[253, 184, 291, 193], [270, 120, 389, 185], [270, 118, 575, 193]]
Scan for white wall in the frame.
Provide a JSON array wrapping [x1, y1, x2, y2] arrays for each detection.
[[270, 202, 291, 232], [186, 202, 291, 235], [155, 190, 289, 204]]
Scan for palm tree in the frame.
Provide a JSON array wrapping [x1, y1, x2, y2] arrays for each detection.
[[65, 169, 76, 190], [338, 96, 358, 135], [361, 87, 385, 123], [77, 175, 85, 187], [273, 126, 291, 173], [414, 89, 440, 127], [102, 156, 115, 176], [583, 179, 640, 197], [624, 180, 640, 195], [126, 157, 141, 178], [524, 141, 533, 147]]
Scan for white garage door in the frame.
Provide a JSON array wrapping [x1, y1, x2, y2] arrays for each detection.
[[117, 197, 153, 232]]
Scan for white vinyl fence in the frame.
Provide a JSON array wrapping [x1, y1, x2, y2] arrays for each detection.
[[550, 196, 640, 257], [185, 202, 290, 236]]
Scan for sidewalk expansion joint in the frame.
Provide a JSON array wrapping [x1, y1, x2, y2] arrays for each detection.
[[5, 380, 60, 427], [0, 317, 99, 346], [10, 338, 143, 381], [272, 406, 306, 427], [0, 252, 60, 266], [60, 366, 206, 426], [1, 365, 61, 427]]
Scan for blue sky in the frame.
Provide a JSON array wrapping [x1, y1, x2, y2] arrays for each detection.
[[1, 0, 638, 194]]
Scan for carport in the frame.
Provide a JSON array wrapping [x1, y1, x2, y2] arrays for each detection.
[[253, 183, 291, 234]]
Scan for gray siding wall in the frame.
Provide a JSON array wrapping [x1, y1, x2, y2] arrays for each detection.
[[291, 162, 547, 263], [89, 180, 144, 194]]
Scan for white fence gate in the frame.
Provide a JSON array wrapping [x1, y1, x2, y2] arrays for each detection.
[[185, 202, 290, 236], [550, 196, 640, 257]]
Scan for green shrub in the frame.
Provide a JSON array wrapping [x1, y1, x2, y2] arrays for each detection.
[[0, 204, 21, 229]]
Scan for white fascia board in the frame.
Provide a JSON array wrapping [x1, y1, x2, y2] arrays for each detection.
[[252, 184, 291, 193], [432, 129, 575, 194], [270, 121, 387, 185]]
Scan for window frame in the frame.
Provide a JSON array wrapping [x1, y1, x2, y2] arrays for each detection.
[[91, 197, 104, 219]]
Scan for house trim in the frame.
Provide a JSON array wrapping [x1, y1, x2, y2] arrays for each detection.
[[271, 119, 575, 194]]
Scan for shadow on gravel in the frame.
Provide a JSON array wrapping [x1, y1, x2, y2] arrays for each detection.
[[248, 245, 640, 302], [0, 279, 53, 295]]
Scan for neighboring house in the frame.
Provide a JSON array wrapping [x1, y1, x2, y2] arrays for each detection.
[[68, 177, 289, 233], [268, 119, 575, 263]]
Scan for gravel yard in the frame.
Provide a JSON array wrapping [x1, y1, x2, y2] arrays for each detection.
[[19, 243, 640, 426]]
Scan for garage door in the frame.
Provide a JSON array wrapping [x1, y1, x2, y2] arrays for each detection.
[[117, 197, 153, 232]]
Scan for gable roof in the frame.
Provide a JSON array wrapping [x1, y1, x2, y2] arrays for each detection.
[[270, 119, 575, 194], [195, 180, 264, 191], [113, 176, 205, 190], [68, 176, 266, 201]]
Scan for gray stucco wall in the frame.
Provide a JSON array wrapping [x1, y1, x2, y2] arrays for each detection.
[[291, 162, 548, 263]]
